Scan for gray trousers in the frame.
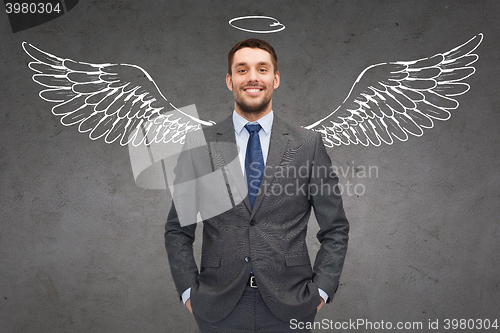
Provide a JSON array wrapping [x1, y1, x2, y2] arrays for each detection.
[[193, 285, 317, 333]]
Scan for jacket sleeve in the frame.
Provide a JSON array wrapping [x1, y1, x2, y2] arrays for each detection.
[[164, 135, 199, 301], [309, 132, 349, 302], [165, 203, 198, 301]]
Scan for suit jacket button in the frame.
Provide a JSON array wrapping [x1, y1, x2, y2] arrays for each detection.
[[250, 219, 255, 226], [244, 257, 251, 263]]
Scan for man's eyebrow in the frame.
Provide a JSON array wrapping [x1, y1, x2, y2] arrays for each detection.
[[234, 61, 271, 67], [234, 62, 248, 68]]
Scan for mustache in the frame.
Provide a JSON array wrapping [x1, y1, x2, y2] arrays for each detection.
[[242, 85, 265, 89]]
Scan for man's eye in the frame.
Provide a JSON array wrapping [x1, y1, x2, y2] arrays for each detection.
[[238, 69, 246, 73], [259, 69, 267, 72]]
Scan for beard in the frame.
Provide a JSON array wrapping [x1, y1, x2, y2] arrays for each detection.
[[233, 85, 273, 115], [235, 95, 272, 115]]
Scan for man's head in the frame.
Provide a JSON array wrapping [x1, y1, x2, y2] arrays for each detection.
[[226, 39, 280, 119], [227, 39, 278, 75]]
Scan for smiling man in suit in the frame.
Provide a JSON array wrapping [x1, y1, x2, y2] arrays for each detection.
[[165, 38, 349, 332]]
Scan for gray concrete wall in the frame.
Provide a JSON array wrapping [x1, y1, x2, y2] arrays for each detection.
[[1, 1, 499, 332]]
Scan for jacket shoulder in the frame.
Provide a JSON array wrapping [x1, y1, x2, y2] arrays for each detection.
[[275, 115, 320, 143], [184, 114, 232, 145]]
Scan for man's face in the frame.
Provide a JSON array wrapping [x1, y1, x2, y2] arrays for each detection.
[[226, 47, 280, 116]]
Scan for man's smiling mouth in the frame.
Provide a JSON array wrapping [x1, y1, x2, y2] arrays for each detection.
[[243, 86, 264, 95]]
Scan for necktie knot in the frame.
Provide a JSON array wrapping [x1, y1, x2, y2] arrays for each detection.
[[245, 123, 262, 134]]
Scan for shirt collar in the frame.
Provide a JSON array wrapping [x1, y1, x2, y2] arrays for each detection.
[[233, 110, 274, 135]]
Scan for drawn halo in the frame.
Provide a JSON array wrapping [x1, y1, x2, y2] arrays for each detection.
[[229, 15, 285, 34]]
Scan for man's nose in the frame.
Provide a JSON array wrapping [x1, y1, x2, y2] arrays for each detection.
[[247, 69, 259, 82]]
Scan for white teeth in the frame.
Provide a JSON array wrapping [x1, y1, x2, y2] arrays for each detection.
[[246, 89, 260, 92]]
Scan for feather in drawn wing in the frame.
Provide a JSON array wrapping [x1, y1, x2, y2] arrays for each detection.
[[22, 42, 214, 146], [305, 33, 483, 147]]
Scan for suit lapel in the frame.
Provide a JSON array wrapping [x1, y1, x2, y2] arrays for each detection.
[[214, 115, 253, 212], [251, 116, 290, 218]]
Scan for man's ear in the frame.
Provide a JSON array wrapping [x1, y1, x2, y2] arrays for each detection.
[[226, 73, 233, 91], [274, 71, 280, 89]]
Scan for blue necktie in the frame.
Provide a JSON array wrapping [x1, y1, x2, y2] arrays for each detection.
[[245, 124, 264, 208]]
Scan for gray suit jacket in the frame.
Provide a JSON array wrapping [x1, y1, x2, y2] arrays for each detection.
[[164, 114, 349, 323]]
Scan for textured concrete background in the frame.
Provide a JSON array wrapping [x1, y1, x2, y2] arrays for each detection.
[[1, 1, 499, 332]]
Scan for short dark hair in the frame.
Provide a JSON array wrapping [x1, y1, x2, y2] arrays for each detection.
[[227, 38, 278, 75]]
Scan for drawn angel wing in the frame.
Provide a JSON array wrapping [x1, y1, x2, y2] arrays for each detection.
[[22, 42, 214, 146], [305, 33, 483, 147]]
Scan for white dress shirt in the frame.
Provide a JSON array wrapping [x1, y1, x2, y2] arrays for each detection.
[[232, 110, 273, 174]]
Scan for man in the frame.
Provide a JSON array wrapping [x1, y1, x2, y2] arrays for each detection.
[[165, 38, 349, 332]]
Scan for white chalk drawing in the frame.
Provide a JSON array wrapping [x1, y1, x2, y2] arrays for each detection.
[[23, 34, 483, 195], [22, 42, 214, 147], [306, 33, 483, 147], [229, 16, 285, 34], [23, 33, 483, 150]]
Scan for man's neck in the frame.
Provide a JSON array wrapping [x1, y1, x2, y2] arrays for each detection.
[[234, 107, 272, 122]]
